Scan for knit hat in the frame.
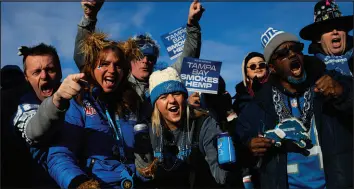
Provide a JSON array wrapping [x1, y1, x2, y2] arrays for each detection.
[[241, 52, 265, 87], [261, 27, 300, 63], [300, 0, 353, 41], [149, 67, 188, 105]]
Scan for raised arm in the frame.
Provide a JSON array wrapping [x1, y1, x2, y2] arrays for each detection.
[[74, 0, 104, 71], [171, 0, 204, 73]]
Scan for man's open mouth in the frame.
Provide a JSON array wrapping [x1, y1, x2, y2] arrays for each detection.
[[40, 83, 54, 96], [290, 59, 302, 77], [332, 37, 341, 48]]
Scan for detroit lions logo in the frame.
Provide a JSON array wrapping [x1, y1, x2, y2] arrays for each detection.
[[261, 27, 284, 48], [264, 118, 310, 148]]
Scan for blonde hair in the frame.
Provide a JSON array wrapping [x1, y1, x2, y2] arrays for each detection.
[[151, 100, 190, 138], [151, 104, 162, 136]]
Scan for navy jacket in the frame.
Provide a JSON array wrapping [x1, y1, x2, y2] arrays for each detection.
[[234, 57, 353, 189]]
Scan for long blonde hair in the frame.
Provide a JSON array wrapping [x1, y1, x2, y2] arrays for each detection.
[[151, 100, 190, 137]]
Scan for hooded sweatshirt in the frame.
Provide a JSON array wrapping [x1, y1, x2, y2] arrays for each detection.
[[233, 52, 269, 115]]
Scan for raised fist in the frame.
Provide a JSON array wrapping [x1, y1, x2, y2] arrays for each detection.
[[188, 0, 205, 25], [81, 0, 105, 19]]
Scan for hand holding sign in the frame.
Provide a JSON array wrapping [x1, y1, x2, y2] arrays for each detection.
[[188, 92, 201, 108], [81, 0, 105, 20], [188, 0, 205, 26]]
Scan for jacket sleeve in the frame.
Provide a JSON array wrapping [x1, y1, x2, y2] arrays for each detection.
[[198, 116, 228, 185], [74, 16, 97, 71], [170, 23, 201, 74], [324, 71, 353, 115], [25, 96, 66, 144], [47, 102, 89, 189], [233, 105, 259, 147]]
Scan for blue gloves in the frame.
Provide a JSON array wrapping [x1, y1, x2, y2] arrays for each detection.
[[264, 118, 310, 148]]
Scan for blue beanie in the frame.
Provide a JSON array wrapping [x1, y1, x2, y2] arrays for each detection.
[[149, 67, 188, 105]]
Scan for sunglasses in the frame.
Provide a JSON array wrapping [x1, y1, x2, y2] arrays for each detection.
[[247, 62, 267, 70], [272, 43, 304, 60]]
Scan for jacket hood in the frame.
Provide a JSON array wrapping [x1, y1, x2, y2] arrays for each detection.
[[241, 52, 265, 87]]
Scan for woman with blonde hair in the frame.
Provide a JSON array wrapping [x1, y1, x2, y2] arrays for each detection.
[[47, 32, 152, 189], [147, 67, 229, 188]]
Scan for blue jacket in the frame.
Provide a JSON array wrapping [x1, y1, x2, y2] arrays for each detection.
[[234, 64, 353, 189], [47, 93, 145, 188]]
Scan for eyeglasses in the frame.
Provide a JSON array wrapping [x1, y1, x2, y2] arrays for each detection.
[[272, 43, 304, 60], [247, 62, 267, 70]]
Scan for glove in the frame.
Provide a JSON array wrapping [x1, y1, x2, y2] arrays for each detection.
[[77, 179, 100, 189], [264, 118, 310, 148], [136, 158, 158, 178]]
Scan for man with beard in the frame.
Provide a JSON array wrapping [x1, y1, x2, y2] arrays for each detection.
[[300, 0, 353, 76], [234, 27, 353, 189], [10, 43, 85, 187], [74, 0, 204, 123]]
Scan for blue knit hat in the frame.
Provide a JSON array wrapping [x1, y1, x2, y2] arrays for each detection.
[[149, 67, 188, 105]]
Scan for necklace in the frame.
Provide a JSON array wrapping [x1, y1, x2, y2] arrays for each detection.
[[157, 119, 194, 171], [272, 86, 314, 129]]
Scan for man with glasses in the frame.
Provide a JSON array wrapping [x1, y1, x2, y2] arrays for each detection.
[[234, 27, 353, 189]]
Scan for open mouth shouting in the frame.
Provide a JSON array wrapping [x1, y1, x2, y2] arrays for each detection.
[[168, 105, 180, 115], [40, 82, 54, 97], [104, 76, 117, 88], [331, 37, 341, 49], [289, 58, 302, 77]]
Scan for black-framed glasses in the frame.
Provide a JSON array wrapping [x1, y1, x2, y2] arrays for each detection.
[[273, 42, 304, 60], [247, 62, 267, 70]]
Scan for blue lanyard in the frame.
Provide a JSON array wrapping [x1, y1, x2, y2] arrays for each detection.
[[105, 108, 126, 160]]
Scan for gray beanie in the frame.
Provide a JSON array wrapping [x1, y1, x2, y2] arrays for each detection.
[[261, 27, 300, 63]]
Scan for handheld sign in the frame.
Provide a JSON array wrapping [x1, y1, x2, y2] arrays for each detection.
[[160, 26, 187, 60], [180, 57, 222, 94]]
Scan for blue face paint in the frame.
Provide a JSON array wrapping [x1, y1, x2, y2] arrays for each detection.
[[287, 71, 307, 84]]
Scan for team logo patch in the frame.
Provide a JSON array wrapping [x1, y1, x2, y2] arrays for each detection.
[[291, 98, 298, 108], [83, 100, 97, 116], [261, 27, 284, 48]]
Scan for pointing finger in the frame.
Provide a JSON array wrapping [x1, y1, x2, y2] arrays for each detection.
[[71, 73, 85, 82]]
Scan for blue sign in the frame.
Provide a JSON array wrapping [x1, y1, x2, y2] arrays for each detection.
[[180, 57, 222, 94], [160, 26, 187, 60]]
